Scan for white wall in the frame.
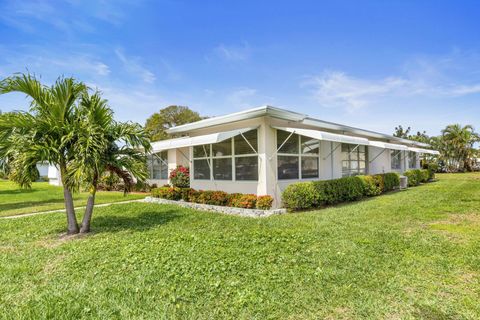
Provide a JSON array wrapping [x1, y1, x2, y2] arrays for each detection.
[[368, 146, 389, 175]]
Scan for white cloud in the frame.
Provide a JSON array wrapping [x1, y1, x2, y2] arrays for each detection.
[[213, 42, 251, 61], [225, 87, 275, 110], [305, 51, 480, 112], [115, 48, 156, 83], [306, 71, 407, 111]]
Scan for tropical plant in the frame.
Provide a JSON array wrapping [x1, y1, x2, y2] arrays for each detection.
[[0, 74, 87, 234], [169, 165, 190, 187], [67, 92, 151, 233], [440, 124, 479, 171]]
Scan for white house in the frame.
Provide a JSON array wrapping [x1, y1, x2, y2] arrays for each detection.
[[147, 106, 439, 207]]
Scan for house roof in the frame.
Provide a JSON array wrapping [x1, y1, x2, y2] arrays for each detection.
[[166, 105, 430, 147]]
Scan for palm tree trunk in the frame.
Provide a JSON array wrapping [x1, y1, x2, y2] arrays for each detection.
[[80, 188, 96, 233], [60, 163, 79, 234], [63, 187, 79, 234]]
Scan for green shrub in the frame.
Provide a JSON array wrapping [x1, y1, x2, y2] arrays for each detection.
[[230, 194, 257, 209], [151, 186, 182, 200], [426, 162, 437, 180], [179, 188, 194, 201], [404, 169, 423, 187], [419, 169, 429, 183], [282, 182, 320, 211], [372, 174, 385, 193], [357, 175, 382, 196], [313, 176, 364, 205], [196, 190, 229, 206], [256, 195, 274, 210], [384, 172, 400, 191]]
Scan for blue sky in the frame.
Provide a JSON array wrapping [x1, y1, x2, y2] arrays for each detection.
[[1, 0, 479, 136]]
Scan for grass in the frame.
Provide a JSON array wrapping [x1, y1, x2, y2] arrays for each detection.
[[0, 179, 145, 217], [1, 173, 479, 319]]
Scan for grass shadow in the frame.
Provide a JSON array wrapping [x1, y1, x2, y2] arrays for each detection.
[[0, 198, 65, 212], [91, 209, 183, 233]]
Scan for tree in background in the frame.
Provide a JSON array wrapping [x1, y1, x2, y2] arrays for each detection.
[[441, 124, 479, 171], [145, 105, 203, 141], [394, 123, 479, 172]]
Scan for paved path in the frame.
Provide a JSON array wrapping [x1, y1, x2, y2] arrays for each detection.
[[1, 199, 145, 219]]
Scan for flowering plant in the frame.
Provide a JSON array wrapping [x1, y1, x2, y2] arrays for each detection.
[[169, 165, 190, 188]]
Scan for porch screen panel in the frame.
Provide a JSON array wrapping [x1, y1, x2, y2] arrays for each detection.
[[391, 149, 401, 170], [192, 129, 258, 181], [408, 151, 418, 168], [277, 129, 320, 180], [341, 143, 367, 177], [148, 151, 168, 179]]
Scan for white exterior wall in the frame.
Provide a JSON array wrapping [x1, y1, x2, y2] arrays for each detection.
[[48, 165, 62, 186], [36, 163, 49, 178]]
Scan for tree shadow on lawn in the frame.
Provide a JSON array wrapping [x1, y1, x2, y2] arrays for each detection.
[[91, 210, 183, 233], [0, 188, 39, 195], [0, 198, 65, 212]]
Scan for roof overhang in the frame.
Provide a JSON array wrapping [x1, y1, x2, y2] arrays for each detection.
[[167, 106, 306, 134], [151, 127, 256, 153], [369, 141, 409, 151], [408, 147, 440, 155], [273, 126, 370, 145]]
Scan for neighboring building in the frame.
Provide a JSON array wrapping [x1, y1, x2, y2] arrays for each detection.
[[147, 106, 439, 207]]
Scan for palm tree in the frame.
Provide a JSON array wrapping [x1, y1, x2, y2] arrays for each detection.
[[441, 124, 479, 171], [0, 74, 86, 234], [67, 92, 151, 233]]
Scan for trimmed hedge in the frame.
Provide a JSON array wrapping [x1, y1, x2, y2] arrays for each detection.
[[404, 169, 431, 186], [151, 188, 273, 210], [282, 172, 404, 211]]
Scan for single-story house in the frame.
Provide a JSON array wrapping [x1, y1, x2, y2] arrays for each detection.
[[146, 106, 439, 207]]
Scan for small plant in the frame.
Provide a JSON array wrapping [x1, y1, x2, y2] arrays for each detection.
[[169, 165, 190, 188], [256, 195, 274, 210], [230, 194, 257, 209], [151, 186, 182, 200]]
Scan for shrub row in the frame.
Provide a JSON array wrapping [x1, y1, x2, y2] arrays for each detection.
[[404, 169, 431, 187], [282, 172, 401, 211], [151, 187, 274, 210]]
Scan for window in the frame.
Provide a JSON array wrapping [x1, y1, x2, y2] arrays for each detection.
[[147, 151, 168, 179], [341, 143, 367, 177], [408, 151, 417, 168], [192, 129, 258, 181], [391, 149, 401, 170], [277, 130, 320, 180]]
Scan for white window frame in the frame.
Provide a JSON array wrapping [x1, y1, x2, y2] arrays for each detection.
[[390, 149, 402, 170], [341, 143, 368, 177], [192, 129, 259, 182], [276, 129, 321, 181]]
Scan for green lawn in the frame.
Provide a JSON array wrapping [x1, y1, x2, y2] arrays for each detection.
[[0, 180, 145, 217], [1, 174, 479, 319]]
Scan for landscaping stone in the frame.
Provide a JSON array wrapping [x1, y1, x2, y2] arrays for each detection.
[[144, 197, 286, 217]]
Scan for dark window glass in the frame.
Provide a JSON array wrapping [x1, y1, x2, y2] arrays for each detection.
[[193, 145, 210, 158], [212, 140, 232, 157], [301, 136, 319, 154], [278, 156, 299, 179], [213, 158, 232, 180], [193, 159, 210, 180], [235, 156, 258, 181], [234, 129, 258, 155], [301, 157, 319, 179], [277, 130, 299, 154]]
